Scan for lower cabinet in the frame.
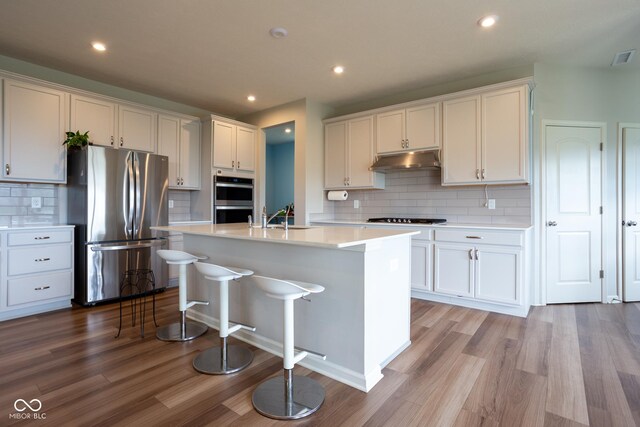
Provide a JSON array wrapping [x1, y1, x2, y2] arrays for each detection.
[[0, 226, 74, 321], [410, 230, 433, 291]]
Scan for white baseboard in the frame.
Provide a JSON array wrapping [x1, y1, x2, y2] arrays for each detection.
[[0, 300, 71, 322], [411, 289, 530, 317], [188, 310, 384, 392]]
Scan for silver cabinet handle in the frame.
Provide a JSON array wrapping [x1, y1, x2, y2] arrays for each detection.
[[475, 249, 479, 260], [35, 286, 50, 291], [468, 249, 473, 260], [232, 160, 235, 168], [347, 177, 350, 186], [406, 139, 409, 148], [110, 136, 114, 145], [476, 169, 480, 179], [34, 236, 50, 240], [181, 178, 184, 185], [465, 236, 483, 239], [481, 169, 485, 180], [176, 177, 180, 185], [5, 164, 10, 175], [628, 221, 638, 227], [237, 161, 240, 168], [35, 257, 51, 262], [547, 221, 557, 226], [120, 137, 124, 147]]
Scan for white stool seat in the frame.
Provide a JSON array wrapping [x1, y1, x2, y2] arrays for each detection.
[[157, 249, 207, 265], [155, 250, 209, 342], [252, 276, 325, 300], [194, 262, 253, 282], [192, 261, 255, 375]]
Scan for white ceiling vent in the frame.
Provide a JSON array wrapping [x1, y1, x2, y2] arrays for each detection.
[[611, 49, 636, 66]]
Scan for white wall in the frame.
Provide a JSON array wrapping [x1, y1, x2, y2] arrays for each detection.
[[533, 63, 640, 301]]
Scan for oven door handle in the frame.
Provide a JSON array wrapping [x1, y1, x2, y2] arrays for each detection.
[[89, 239, 167, 252], [215, 206, 253, 210], [215, 182, 254, 189]]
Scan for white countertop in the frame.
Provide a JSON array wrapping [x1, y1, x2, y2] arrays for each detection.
[[310, 219, 532, 231], [0, 224, 74, 230], [153, 223, 419, 249]]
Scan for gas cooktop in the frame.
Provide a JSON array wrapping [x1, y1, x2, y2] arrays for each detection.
[[367, 217, 447, 224]]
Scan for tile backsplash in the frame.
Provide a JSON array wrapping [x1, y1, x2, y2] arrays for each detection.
[[314, 169, 531, 225], [0, 182, 59, 226], [168, 190, 192, 222]]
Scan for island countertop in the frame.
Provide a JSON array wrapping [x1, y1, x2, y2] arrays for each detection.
[[152, 223, 419, 249]]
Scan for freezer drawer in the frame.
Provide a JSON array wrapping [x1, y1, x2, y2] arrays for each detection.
[[76, 239, 167, 305]]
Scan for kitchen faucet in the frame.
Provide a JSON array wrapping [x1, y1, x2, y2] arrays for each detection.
[[266, 206, 290, 230]]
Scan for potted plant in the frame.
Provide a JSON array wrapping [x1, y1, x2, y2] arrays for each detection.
[[62, 130, 90, 150]]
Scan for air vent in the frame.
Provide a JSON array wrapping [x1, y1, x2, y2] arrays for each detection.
[[612, 49, 636, 66]]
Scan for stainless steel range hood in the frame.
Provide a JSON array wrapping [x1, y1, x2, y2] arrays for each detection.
[[369, 150, 441, 172]]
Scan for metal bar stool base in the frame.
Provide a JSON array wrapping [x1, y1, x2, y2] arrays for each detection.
[[156, 321, 208, 342], [252, 375, 325, 420], [193, 344, 253, 374]]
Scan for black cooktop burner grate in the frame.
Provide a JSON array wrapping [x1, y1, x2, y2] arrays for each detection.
[[367, 217, 447, 224]]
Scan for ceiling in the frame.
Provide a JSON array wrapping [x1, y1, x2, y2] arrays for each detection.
[[0, 0, 639, 118], [265, 122, 295, 145]]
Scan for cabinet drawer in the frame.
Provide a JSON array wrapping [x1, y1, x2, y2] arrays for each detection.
[[434, 229, 522, 246], [8, 244, 72, 275], [8, 229, 73, 246], [8, 271, 72, 306]]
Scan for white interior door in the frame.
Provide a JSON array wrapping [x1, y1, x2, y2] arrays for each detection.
[[623, 126, 640, 301], [545, 124, 603, 303]]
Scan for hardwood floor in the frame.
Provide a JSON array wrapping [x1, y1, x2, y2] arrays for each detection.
[[2, 289, 640, 426]]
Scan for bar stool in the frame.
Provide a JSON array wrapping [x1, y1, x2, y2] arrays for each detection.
[[156, 250, 210, 341], [251, 275, 326, 420], [192, 262, 256, 374]]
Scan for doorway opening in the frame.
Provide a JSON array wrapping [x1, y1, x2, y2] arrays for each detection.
[[265, 122, 295, 224]]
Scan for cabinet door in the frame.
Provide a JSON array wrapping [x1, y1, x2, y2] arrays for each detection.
[[3, 79, 67, 183], [324, 121, 348, 189], [433, 243, 474, 297], [157, 115, 180, 188], [376, 109, 405, 154], [118, 105, 156, 152], [481, 86, 528, 183], [475, 246, 521, 305], [348, 116, 375, 187], [236, 126, 255, 172], [442, 96, 481, 185], [180, 119, 201, 189], [406, 103, 440, 151], [213, 121, 235, 169], [70, 94, 116, 147], [411, 240, 432, 291]]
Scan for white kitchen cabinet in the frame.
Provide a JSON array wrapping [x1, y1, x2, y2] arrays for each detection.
[[212, 121, 256, 173], [432, 228, 524, 309], [71, 95, 157, 153], [0, 226, 75, 321], [158, 115, 201, 189], [118, 104, 157, 153], [442, 84, 528, 185], [376, 102, 440, 154], [324, 116, 384, 189], [70, 94, 117, 147], [411, 230, 432, 292], [3, 79, 67, 183]]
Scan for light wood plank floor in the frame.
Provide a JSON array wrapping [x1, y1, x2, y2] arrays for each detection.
[[2, 289, 640, 426]]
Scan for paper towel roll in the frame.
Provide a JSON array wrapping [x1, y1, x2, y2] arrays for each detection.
[[327, 190, 348, 201]]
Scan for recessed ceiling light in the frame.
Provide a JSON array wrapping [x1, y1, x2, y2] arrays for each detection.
[[247, 95, 256, 102], [270, 27, 288, 39], [478, 15, 498, 28], [92, 42, 107, 51], [333, 65, 345, 75], [285, 128, 291, 133]]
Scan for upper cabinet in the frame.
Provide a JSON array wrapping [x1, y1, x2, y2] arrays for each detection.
[[71, 95, 157, 152], [442, 84, 529, 185], [325, 116, 384, 190], [158, 115, 201, 189], [212, 121, 255, 173], [3, 79, 67, 183], [376, 102, 440, 154]]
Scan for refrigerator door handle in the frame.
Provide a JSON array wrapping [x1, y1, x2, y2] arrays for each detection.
[[123, 151, 135, 240], [133, 152, 142, 239], [89, 239, 167, 252]]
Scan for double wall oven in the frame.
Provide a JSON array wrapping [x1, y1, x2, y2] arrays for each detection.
[[214, 175, 254, 224]]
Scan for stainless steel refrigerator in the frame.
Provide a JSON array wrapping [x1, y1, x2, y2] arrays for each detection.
[[67, 146, 169, 305]]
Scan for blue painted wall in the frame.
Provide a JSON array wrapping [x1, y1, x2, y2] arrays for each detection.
[[265, 142, 295, 216]]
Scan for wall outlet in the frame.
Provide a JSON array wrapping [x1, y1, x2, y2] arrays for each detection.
[[168, 200, 174, 209], [354, 199, 360, 209], [31, 197, 42, 209], [487, 199, 496, 210]]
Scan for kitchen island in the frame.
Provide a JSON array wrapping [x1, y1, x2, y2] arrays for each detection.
[[152, 223, 418, 391]]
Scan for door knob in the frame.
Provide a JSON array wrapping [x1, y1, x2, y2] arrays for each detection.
[[547, 221, 557, 226]]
